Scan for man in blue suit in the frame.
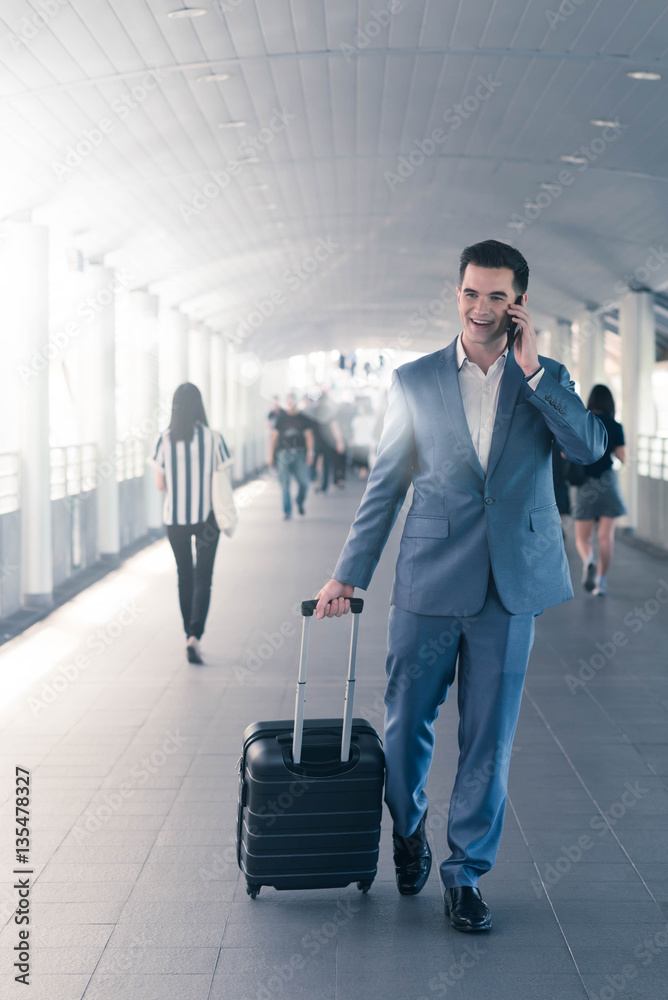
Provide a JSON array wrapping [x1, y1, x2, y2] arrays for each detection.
[[315, 240, 606, 932]]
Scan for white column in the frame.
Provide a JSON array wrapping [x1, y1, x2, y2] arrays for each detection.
[[210, 332, 226, 433], [159, 306, 189, 410], [574, 309, 606, 404], [551, 318, 573, 373], [80, 264, 120, 560], [619, 290, 656, 532], [10, 223, 53, 607], [188, 324, 212, 417], [535, 329, 551, 357], [129, 290, 162, 531]]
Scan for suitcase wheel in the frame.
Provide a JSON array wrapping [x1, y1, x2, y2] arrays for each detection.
[[357, 881, 373, 894], [246, 883, 261, 899]]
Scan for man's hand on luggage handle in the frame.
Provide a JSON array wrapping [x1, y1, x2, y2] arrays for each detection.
[[315, 579, 355, 619]]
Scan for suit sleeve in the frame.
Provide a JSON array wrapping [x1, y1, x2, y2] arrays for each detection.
[[525, 364, 607, 465], [333, 369, 415, 589]]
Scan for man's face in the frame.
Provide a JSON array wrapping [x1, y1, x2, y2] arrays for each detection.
[[457, 264, 525, 348], [286, 395, 297, 411]]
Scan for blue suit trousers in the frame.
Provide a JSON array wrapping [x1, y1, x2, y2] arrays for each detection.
[[384, 569, 536, 888]]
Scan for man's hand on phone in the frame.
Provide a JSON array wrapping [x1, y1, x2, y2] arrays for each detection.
[[507, 300, 540, 376], [315, 579, 355, 619]]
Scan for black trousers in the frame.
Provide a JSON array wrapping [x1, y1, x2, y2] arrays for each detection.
[[166, 510, 220, 640]]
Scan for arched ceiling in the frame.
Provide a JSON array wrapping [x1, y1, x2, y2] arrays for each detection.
[[2, 0, 668, 358]]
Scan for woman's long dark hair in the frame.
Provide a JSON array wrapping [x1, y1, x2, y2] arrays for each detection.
[[169, 383, 208, 442], [586, 383, 615, 418]]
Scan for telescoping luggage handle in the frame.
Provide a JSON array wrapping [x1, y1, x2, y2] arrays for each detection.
[[292, 598, 364, 766]]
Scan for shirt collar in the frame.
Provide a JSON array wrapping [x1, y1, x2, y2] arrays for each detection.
[[456, 331, 508, 372]]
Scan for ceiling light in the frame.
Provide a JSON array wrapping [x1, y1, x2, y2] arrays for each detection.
[[167, 7, 207, 18], [247, 184, 269, 191], [257, 204, 277, 210], [560, 154, 588, 164], [539, 182, 560, 190], [218, 121, 247, 128], [238, 156, 259, 163], [198, 73, 230, 82], [508, 221, 525, 230], [590, 118, 621, 128], [627, 71, 661, 80]]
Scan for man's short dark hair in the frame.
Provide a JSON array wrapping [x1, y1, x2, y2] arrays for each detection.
[[459, 239, 529, 295]]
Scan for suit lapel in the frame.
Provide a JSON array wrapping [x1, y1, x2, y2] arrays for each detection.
[[435, 339, 484, 482], [484, 349, 525, 482]]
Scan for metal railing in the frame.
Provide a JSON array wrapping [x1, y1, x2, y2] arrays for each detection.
[[637, 435, 668, 480], [117, 438, 145, 481], [50, 444, 97, 500], [0, 453, 20, 515]]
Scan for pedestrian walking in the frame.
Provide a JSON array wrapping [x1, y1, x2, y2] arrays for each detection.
[[151, 382, 231, 664]]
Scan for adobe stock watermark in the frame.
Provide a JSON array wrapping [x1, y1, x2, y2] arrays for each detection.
[[229, 237, 340, 344], [179, 109, 296, 222], [385, 76, 501, 190], [7, 0, 67, 52], [546, 0, 591, 31], [417, 940, 488, 999], [70, 730, 189, 844], [508, 123, 627, 230], [51, 71, 167, 181], [18, 267, 135, 383], [530, 780, 649, 897], [565, 579, 668, 693], [27, 601, 143, 716], [340, 0, 418, 62], [584, 923, 668, 1000]]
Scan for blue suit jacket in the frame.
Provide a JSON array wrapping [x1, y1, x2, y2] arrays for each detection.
[[333, 340, 607, 616]]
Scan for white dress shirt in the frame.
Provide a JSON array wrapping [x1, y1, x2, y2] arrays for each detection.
[[455, 332, 544, 474]]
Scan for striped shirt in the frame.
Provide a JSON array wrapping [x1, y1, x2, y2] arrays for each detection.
[[150, 423, 232, 526]]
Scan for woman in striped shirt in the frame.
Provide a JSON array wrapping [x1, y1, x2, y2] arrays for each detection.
[[151, 383, 232, 664]]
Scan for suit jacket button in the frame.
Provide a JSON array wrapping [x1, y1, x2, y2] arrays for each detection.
[[546, 394, 552, 401], [485, 497, 495, 505]]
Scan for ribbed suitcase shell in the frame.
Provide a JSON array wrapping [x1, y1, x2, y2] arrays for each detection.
[[237, 717, 384, 892]]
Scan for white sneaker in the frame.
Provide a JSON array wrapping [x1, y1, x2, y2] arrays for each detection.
[[593, 577, 607, 597]]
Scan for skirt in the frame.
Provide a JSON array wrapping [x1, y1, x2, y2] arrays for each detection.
[[573, 469, 627, 520]]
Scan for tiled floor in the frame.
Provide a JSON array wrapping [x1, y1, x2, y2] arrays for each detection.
[[1, 474, 667, 999]]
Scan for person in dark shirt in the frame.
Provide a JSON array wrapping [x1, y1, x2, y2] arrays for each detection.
[[573, 384, 627, 596], [269, 394, 314, 520]]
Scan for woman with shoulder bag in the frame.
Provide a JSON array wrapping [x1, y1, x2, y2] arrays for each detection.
[[573, 384, 627, 596], [150, 383, 232, 664]]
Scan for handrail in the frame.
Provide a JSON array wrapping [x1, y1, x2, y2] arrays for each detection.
[[50, 444, 97, 500], [0, 453, 20, 514], [637, 435, 668, 481]]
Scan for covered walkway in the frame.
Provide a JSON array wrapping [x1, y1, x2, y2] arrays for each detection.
[[1, 475, 667, 1000]]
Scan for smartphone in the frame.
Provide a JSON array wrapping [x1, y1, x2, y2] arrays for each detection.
[[506, 294, 524, 352]]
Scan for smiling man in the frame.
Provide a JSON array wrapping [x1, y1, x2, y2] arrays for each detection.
[[315, 239, 606, 932]]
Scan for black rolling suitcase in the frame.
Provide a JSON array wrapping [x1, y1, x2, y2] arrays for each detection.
[[237, 598, 385, 898]]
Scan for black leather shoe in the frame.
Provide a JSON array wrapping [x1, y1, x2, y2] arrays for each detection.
[[393, 809, 431, 895], [444, 886, 492, 932]]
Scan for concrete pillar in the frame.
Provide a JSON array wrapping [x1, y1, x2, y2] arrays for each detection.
[[225, 344, 245, 482], [79, 264, 120, 560], [189, 324, 211, 416], [574, 309, 606, 404], [619, 290, 656, 532], [9, 222, 53, 607], [535, 329, 551, 357], [551, 318, 573, 373], [159, 306, 189, 411], [210, 332, 226, 433], [129, 290, 162, 531]]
